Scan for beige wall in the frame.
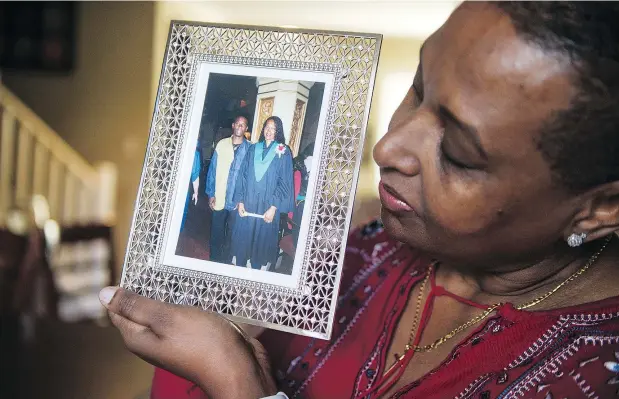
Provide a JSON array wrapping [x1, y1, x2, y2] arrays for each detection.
[[2, 2, 155, 273], [152, 1, 456, 198]]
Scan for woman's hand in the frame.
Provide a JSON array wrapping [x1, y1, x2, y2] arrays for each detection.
[[264, 206, 276, 223], [238, 203, 247, 217], [99, 287, 276, 399]]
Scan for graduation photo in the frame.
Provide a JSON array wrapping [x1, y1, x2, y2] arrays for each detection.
[[170, 69, 328, 277]]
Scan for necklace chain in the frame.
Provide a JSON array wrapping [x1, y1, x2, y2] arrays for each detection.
[[398, 235, 613, 358]]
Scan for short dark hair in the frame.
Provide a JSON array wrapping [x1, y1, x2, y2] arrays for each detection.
[[234, 115, 249, 127], [495, 2, 619, 191], [258, 116, 286, 144]]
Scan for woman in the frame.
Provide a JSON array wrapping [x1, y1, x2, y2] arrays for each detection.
[[100, 2, 619, 398], [230, 116, 294, 270]]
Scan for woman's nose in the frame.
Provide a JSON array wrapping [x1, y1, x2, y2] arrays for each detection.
[[373, 116, 426, 176]]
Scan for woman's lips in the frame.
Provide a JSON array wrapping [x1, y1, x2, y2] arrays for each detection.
[[378, 181, 416, 213]]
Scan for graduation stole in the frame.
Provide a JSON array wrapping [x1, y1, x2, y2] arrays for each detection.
[[253, 141, 279, 182]]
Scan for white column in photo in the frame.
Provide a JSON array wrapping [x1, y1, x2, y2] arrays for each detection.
[[252, 78, 314, 156]]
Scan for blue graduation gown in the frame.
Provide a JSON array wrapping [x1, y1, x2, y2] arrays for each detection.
[[230, 141, 294, 268], [181, 150, 201, 231]]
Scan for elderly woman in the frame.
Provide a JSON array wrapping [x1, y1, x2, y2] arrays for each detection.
[[100, 2, 619, 398]]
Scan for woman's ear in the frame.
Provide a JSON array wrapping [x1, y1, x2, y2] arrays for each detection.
[[569, 181, 619, 242]]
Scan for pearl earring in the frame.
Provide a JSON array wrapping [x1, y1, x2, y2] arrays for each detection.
[[567, 232, 587, 248]]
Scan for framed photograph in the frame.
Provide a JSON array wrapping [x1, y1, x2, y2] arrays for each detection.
[[120, 20, 381, 340]]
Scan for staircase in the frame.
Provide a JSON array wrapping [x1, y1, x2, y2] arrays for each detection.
[[0, 83, 118, 323], [0, 84, 117, 227]]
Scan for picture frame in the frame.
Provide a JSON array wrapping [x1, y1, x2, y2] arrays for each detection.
[[120, 20, 382, 340]]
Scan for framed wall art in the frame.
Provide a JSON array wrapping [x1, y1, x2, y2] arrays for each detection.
[[120, 20, 382, 340]]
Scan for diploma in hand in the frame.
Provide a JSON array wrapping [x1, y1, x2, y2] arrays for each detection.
[[243, 212, 265, 219]]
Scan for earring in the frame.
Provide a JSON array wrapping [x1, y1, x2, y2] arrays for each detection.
[[567, 232, 587, 247]]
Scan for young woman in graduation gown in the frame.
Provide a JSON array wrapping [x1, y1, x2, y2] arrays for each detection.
[[230, 116, 294, 270]]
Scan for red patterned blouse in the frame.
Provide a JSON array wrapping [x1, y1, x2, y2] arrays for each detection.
[[151, 220, 619, 399]]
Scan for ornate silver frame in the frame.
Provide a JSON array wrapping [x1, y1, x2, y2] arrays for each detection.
[[120, 21, 382, 340]]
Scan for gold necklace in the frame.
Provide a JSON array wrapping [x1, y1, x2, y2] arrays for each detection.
[[394, 235, 613, 364]]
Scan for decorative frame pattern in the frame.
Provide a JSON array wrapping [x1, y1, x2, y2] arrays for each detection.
[[120, 20, 382, 340]]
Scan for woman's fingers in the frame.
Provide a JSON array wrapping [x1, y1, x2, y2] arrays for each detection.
[[100, 289, 163, 355], [100, 287, 175, 334], [107, 311, 160, 354]]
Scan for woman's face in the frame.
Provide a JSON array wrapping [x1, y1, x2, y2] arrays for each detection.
[[264, 120, 276, 142], [373, 3, 581, 269]]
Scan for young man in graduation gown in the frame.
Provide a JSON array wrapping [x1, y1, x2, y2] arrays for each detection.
[[231, 116, 294, 271], [205, 115, 251, 263]]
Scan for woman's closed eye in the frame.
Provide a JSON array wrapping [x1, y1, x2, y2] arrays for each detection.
[[439, 140, 477, 171]]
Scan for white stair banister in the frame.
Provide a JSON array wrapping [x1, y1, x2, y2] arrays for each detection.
[[95, 162, 118, 226], [0, 84, 117, 227], [32, 140, 49, 197], [15, 123, 33, 207], [62, 173, 77, 225], [47, 157, 63, 222], [0, 108, 16, 222]]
